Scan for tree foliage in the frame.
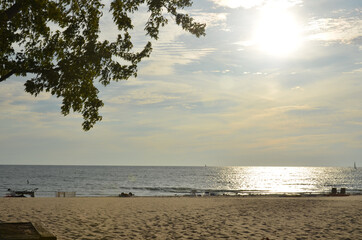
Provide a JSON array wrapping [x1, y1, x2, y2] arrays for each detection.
[[0, 0, 205, 130]]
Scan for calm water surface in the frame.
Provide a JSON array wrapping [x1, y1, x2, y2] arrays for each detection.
[[0, 165, 361, 197]]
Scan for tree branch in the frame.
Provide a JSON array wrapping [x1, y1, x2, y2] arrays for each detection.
[[0, 70, 15, 82], [3, 1, 23, 21], [0, 67, 61, 82]]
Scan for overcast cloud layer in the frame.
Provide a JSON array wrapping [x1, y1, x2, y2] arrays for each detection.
[[1, 0, 361, 166]]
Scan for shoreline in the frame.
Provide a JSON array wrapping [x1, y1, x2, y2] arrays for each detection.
[[1, 195, 361, 239], [5, 191, 360, 198]]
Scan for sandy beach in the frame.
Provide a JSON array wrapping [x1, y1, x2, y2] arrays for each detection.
[[0, 196, 361, 239]]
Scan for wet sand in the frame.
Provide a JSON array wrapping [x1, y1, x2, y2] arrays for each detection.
[[0, 196, 361, 239]]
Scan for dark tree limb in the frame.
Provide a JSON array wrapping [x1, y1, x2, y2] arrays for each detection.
[[0, 67, 61, 82], [0, 70, 16, 82], [3, 1, 22, 21]]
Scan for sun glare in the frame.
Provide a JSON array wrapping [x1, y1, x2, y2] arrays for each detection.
[[253, 5, 302, 57]]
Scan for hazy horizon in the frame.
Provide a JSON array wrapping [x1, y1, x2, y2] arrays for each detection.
[[0, 163, 358, 167]]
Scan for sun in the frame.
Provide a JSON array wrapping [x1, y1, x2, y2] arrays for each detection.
[[253, 5, 302, 57]]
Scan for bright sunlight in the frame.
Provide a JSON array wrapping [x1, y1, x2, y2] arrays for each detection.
[[253, 4, 302, 57]]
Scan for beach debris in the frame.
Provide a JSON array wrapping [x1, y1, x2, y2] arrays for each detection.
[[119, 192, 134, 197], [204, 191, 218, 196], [55, 192, 76, 197], [191, 190, 197, 196], [5, 188, 38, 198], [326, 188, 349, 196]]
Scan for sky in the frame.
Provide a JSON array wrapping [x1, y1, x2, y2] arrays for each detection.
[[0, 0, 361, 166]]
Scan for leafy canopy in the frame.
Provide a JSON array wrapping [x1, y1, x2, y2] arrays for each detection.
[[0, 0, 205, 130]]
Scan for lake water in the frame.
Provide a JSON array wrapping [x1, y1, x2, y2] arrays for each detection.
[[0, 165, 361, 197]]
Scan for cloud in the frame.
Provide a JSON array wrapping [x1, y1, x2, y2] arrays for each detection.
[[107, 87, 179, 106], [307, 15, 362, 45], [103, 78, 198, 115], [0, 81, 88, 132], [99, 6, 221, 76], [291, 86, 304, 91], [0, 82, 54, 119], [139, 46, 215, 76], [211, 0, 265, 9], [136, 8, 227, 76], [211, 0, 302, 9], [191, 11, 229, 30]]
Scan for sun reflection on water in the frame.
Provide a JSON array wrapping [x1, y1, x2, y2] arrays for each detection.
[[218, 167, 323, 194]]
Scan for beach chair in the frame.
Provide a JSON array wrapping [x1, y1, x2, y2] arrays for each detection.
[[0, 222, 56, 240]]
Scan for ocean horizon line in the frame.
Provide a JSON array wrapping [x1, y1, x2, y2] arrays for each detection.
[[0, 164, 357, 168]]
